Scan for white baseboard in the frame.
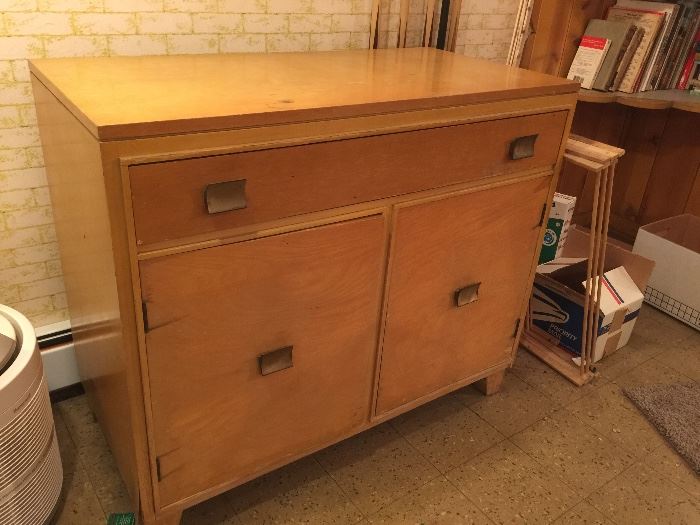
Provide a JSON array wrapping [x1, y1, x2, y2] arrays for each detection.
[[41, 342, 80, 392]]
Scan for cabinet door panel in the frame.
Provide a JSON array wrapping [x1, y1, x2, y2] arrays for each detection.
[[140, 216, 385, 507], [376, 176, 550, 415]]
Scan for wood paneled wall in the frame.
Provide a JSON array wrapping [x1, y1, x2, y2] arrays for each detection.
[[521, 0, 700, 243]]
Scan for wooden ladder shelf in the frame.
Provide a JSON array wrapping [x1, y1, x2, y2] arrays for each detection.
[[521, 134, 625, 386]]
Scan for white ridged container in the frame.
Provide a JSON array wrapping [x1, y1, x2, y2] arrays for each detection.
[[0, 305, 63, 525]]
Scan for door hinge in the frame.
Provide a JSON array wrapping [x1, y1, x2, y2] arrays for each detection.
[[538, 203, 547, 227], [155, 456, 162, 482], [513, 318, 521, 338], [142, 301, 149, 333]]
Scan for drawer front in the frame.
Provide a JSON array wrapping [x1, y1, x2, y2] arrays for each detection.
[[129, 111, 567, 246], [376, 175, 551, 415], [140, 215, 385, 506]]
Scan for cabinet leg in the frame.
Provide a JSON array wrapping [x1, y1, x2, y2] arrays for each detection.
[[475, 369, 505, 396]]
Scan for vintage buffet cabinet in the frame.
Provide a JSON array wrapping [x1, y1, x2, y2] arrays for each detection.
[[30, 48, 577, 524]]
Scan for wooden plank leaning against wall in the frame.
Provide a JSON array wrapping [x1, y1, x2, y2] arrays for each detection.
[[520, 0, 700, 243]]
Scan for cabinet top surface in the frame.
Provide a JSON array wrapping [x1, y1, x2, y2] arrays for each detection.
[[30, 48, 576, 140]]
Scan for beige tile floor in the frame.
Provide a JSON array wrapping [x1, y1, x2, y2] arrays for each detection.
[[50, 307, 700, 525]]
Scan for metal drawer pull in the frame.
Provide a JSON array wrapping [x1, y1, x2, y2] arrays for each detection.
[[204, 179, 247, 214], [258, 346, 293, 376], [454, 283, 481, 307], [509, 134, 538, 160]]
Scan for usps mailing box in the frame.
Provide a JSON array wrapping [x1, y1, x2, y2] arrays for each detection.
[[530, 227, 654, 362], [632, 214, 700, 331]]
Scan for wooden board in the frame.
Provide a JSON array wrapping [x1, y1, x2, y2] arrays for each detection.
[[29, 48, 577, 140], [30, 78, 149, 515]]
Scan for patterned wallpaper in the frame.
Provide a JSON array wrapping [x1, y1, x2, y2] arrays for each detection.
[[0, 0, 518, 328]]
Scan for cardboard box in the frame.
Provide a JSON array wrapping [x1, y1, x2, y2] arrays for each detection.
[[632, 214, 700, 331], [530, 227, 654, 362], [539, 193, 576, 264]]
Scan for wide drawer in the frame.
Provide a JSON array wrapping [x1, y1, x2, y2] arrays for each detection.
[[128, 111, 567, 246], [140, 215, 385, 507]]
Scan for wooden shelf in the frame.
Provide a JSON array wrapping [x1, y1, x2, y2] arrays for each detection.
[[578, 88, 700, 113]]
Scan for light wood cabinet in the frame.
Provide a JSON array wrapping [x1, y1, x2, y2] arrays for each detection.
[[30, 49, 577, 524]]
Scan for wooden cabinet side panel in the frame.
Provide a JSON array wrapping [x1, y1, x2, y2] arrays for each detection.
[[31, 77, 143, 512]]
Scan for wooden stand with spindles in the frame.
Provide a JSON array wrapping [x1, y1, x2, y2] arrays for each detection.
[[521, 135, 625, 386]]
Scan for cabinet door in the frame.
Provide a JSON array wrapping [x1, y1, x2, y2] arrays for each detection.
[[140, 216, 385, 507], [376, 176, 550, 415]]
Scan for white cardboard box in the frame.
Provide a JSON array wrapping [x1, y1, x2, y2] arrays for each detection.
[[632, 214, 700, 331]]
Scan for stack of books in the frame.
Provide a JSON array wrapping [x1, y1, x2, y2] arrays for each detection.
[[567, 0, 700, 94]]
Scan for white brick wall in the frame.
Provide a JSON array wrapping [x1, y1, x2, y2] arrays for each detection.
[[0, 0, 516, 328]]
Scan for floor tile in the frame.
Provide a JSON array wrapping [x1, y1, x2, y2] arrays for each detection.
[[55, 395, 104, 450], [595, 335, 664, 381], [79, 439, 132, 517], [468, 373, 557, 437], [51, 462, 105, 525], [612, 357, 694, 389], [182, 491, 240, 525], [644, 307, 698, 344], [655, 335, 700, 382], [57, 399, 131, 516], [511, 408, 635, 496], [446, 440, 578, 525], [314, 423, 440, 516], [567, 382, 665, 458], [551, 501, 613, 525], [367, 476, 492, 525], [645, 442, 700, 501], [510, 348, 607, 406], [587, 463, 700, 524], [633, 306, 697, 345], [53, 408, 78, 476], [229, 456, 362, 524], [391, 394, 504, 473]]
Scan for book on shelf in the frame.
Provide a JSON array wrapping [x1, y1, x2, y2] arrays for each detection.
[[676, 17, 700, 88], [606, 6, 666, 93], [611, 26, 645, 91], [567, 35, 612, 89], [615, 1, 680, 92], [582, 19, 640, 91], [666, 5, 700, 89]]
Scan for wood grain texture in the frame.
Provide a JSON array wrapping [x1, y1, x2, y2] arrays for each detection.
[[640, 110, 700, 225], [128, 111, 568, 246], [578, 88, 700, 113], [376, 175, 551, 415], [140, 216, 386, 506], [475, 369, 506, 395], [564, 102, 700, 243], [520, 0, 574, 75], [29, 48, 576, 140], [30, 79, 143, 509]]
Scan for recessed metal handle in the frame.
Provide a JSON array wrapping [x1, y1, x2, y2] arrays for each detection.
[[258, 346, 293, 376], [204, 179, 247, 214], [509, 134, 538, 160], [454, 283, 481, 307]]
